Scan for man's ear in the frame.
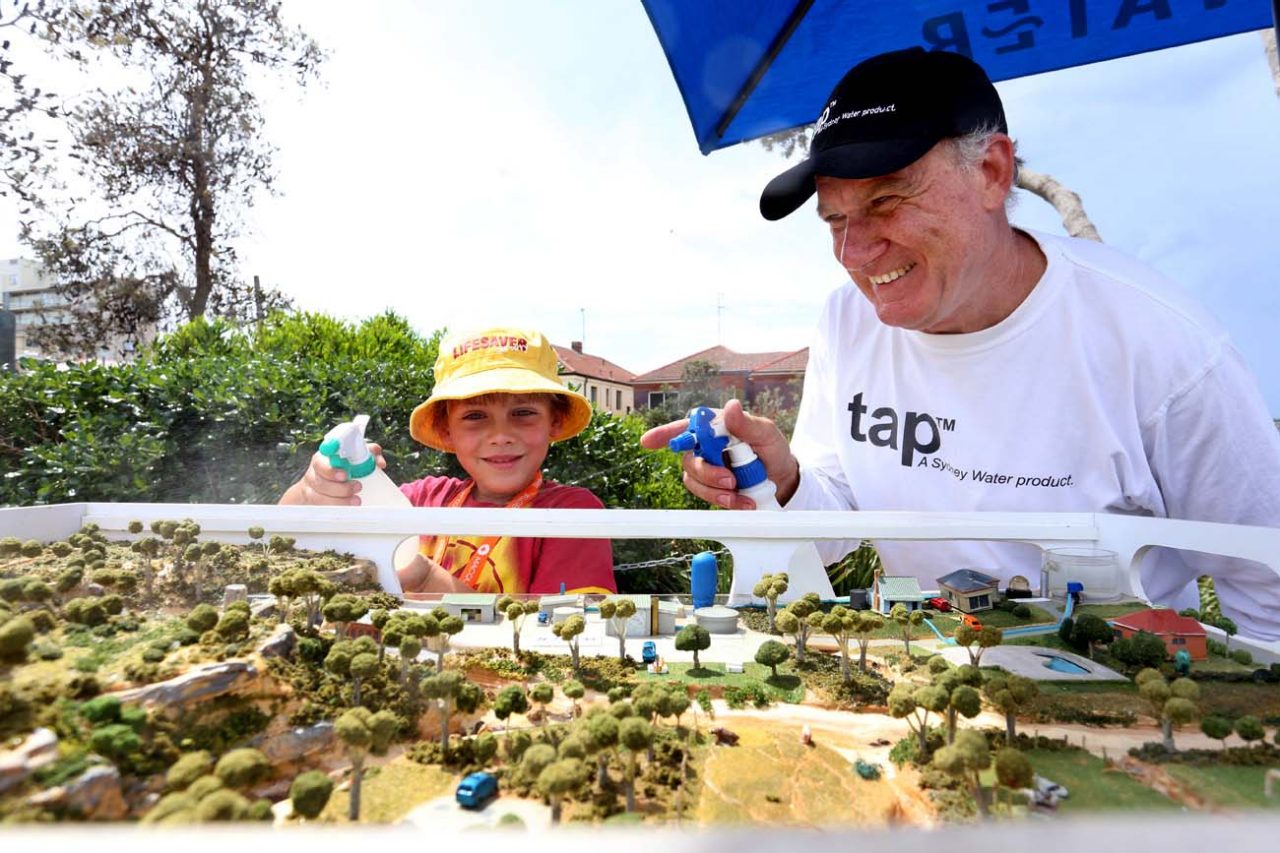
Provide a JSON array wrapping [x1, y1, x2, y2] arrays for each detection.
[[979, 134, 1017, 212]]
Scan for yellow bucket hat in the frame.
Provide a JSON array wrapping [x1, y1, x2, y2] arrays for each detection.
[[410, 326, 593, 452]]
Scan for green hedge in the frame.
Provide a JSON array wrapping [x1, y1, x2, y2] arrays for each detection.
[[1, 312, 707, 590]]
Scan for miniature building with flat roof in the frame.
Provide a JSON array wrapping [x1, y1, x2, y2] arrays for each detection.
[[538, 594, 581, 617], [936, 569, 1002, 613], [440, 592, 498, 623], [1111, 608, 1208, 661], [872, 575, 924, 614]]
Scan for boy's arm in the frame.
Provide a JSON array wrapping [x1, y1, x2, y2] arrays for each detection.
[[398, 553, 473, 593]]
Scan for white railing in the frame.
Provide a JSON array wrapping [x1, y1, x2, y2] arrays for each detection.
[[4, 502, 1278, 612]]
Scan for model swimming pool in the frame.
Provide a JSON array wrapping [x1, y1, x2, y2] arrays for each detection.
[[1040, 654, 1091, 674]]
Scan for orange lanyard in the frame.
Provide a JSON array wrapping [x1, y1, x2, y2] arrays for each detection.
[[431, 473, 543, 588]]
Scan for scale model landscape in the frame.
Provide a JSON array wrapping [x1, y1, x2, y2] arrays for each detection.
[[2, 521, 1279, 828]]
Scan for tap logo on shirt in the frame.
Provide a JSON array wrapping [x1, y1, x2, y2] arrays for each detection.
[[847, 392, 955, 467]]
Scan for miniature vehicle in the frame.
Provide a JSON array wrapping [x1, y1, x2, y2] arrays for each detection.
[[926, 596, 952, 611], [537, 611, 550, 625], [711, 727, 740, 746], [641, 641, 658, 663], [869, 738, 891, 747], [802, 725, 813, 746], [1035, 775, 1068, 799], [854, 759, 882, 780], [960, 613, 983, 630], [455, 771, 498, 809]]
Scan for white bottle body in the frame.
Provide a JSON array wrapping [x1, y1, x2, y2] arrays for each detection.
[[354, 467, 411, 507]]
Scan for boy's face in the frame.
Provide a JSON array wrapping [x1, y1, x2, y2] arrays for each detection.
[[442, 394, 560, 503]]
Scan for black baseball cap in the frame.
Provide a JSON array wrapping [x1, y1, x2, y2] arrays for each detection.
[[759, 47, 1007, 221]]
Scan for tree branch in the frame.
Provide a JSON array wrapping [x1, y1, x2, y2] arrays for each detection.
[[1015, 166, 1102, 242]]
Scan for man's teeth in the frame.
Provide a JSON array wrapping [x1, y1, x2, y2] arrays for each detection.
[[869, 263, 915, 286]]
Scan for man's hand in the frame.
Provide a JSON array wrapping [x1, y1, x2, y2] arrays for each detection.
[[640, 399, 800, 509], [279, 442, 388, 506]]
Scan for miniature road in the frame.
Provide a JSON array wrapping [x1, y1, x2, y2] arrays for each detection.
[[400, 794, 551, 831]]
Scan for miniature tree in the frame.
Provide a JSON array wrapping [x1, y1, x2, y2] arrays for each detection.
[[618, 716, 653, 813], [889, 603, 924, 656], [934, 665, 984, 740], [954, 623, 1004, 666], [821, 605, 863, 683], [368, 609, 391, 662], [852, 610, 885, 673], [775, 593, 822, 662], [167, 751, 214, 791], [1069, 613, 1113, 659], [562, 680, 585, 717], [755, 639, 791, 678], [982, 673, 1040, 744], [598, 597, 637, 662], [1214, 615, 1238, 650], [54, 566, 85, 602], [1235, 715, 1266, 746], [247, 526, 266, 550], [667, 687, 691, 729], [289, 770, 333, 821], [496, 595, 540, 655], [993, 747, 1034, 813], [493, 684, 529, 731], [888, 682, 948, 759], [752, 572, 789, 633], [537, 758, 589, 825], [425, 609, 465, 671], [1110, 630, 1167, 669], [584, 710, 620, 790], [322, 593, 369, 638], [474, 732, 499, 767], [1200, 715, 1233, 748], [530, 682, 556, 735], [398, 636, 422, 687], [348, 652, 379, 707], [423, 670, 483, 757], [1135, 668, 1200, 753], [518, 742, 557, 786], [552, 614, 587, 672], [335, 707, 398, 822], [932, 728, 993, 819], [675, 623, 712, 670]]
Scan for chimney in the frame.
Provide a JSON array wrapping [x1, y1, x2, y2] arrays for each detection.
[[571, 341, 583, 353]]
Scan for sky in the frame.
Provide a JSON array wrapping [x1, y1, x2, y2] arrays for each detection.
[[3, 2, 1280, 411]]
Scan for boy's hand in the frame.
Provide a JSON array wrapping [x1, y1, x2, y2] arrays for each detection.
[[639, 399, 800, 509], [279, 442, 388, 506], [398, 554, 473, 593]]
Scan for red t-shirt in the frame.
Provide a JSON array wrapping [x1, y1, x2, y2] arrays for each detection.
[[399, 476, 616, 595]]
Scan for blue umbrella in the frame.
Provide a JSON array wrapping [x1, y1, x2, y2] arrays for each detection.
[[642, 0, 1278, 154]]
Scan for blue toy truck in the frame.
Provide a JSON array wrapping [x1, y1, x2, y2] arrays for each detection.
[[455, 771, 498, 809], [641, 641, 658, 664]]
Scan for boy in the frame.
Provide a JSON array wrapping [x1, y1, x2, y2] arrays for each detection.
[[281, 326, 616, 595]]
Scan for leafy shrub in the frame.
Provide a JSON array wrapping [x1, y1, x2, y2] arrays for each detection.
[[1230, 648, 1254, 666]]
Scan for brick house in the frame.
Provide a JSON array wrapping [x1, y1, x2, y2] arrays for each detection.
[[554, 341, 637, 416], [1111, 608, 1208, 661], [631, 345, 807, 410]]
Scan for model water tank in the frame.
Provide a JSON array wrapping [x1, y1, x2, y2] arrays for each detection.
[[690, 551, 718, 609], [694, 605, 740, 634], [1042, 548, 1123, 601]]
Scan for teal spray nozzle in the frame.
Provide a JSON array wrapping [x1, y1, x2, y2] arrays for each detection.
[[319, 414, 378, 478]]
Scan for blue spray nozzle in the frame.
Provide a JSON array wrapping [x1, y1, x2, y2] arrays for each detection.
[[667, 406, 729, 467]]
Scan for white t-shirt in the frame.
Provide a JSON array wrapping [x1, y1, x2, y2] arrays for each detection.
[[787, 229, 1280, 639]]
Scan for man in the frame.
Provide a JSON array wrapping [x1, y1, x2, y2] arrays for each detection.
[[642, 47, 1280, 639]]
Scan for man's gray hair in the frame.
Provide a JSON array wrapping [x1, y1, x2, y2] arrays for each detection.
[[948, 123, 1019, 209]]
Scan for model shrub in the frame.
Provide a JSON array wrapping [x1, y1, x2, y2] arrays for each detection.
[[215, 611, 250, 641], [0, 615, 36, 663], [1012, 604, 1032, 619], [1110, 630, 1167, 669], [1229, 648, 1254, 666], [214, 747, 270, 789], [185, 604, 219, 633], [195, 789, 252, 821], [168, 751, 215, 791]]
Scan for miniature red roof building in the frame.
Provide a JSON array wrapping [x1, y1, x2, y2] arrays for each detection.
[[1111, 608, 1208, 661]]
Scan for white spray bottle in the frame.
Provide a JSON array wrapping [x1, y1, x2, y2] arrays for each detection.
[[319, 414, 411, 507], [668, 406, 835, 603]]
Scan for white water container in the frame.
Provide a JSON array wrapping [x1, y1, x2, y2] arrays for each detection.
[[319, 414, 411, 508], [1042, 547, 1122, 601]]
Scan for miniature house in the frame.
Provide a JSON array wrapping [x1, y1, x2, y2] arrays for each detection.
[[538, 594, 581, 619], [872, 575, 924, 614], [1111, 608, 1208, 661], [440, 592, 498, 624], [936, 569, 1002, 613], [602, 594, 679, 637]]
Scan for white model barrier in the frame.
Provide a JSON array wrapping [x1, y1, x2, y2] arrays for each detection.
[[3, 502, 1277, 609]]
